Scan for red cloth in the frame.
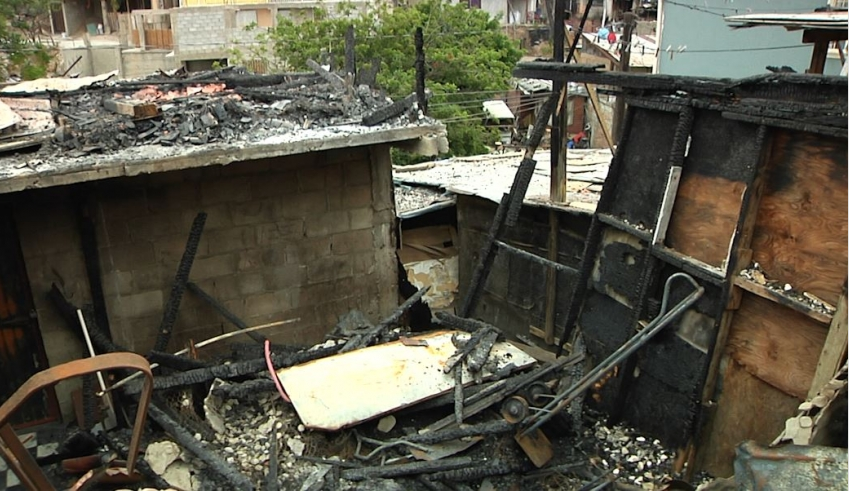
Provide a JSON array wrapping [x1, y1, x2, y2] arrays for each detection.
[[607, 31, 617, 44]]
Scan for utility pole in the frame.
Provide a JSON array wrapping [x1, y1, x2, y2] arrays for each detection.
[[612, 11, 636, 142]]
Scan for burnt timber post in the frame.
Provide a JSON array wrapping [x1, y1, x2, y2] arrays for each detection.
[[612, 12, 636, 142], [415, 27, 428, 116]]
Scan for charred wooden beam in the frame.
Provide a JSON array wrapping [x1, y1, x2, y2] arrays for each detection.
[[306, 59, 346, 92], [340, 286, 430, 353], [362, 93, 417, 126], [153, 212, 207, 353], [427, 459, 518, 482], [265, 430, 279, 491], [187, 281, 266, 343], [124, 345, 341, 395], [76, 196, 112, 340], [443, 326, 498, 374], [148, 350, 211, 371], [345, 25, 356, 78], [147, 403, 254, 490], [468, 330, 500, 373], [340, 456, 473, 481], [415, 27, 427, 115], [435, 312, 502, 336], [495, 241, 579, 275], [406, 420, 514, 445]]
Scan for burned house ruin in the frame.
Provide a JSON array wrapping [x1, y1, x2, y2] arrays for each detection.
[[0, 60, 845, 490]]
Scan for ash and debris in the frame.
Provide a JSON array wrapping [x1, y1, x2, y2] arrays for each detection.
[[0, 67, 441, 177], [739, 262, 836, 315], [394, 184, 453, 216]]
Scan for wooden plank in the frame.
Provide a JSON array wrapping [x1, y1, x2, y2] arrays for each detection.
[[808, 290, 848, 399], [543, 209, 558, 344], [665, 174, 746, 268], [733, 276, 833, 324], [652, 166, 682, 245], [276, 331, 536, 430], [696, 358, 802, 477], [726, 292, 828, 399], [751, 130, 848, 306], [102, 98, 159, 119]]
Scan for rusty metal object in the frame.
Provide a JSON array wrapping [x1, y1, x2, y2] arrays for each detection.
[[734, 441, 848, 490], [0, 352, 153, 491], [500, 396, 530, 424]]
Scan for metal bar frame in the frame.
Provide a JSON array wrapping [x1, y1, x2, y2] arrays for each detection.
[[0, 353, 154, 491]]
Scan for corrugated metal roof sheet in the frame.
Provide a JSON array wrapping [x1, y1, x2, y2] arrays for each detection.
[[482, 100, 515, 120], [725, 11, 849, 30]]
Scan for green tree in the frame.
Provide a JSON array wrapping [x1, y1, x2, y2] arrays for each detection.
[[234, 0, 522, 158], [0, 0, 57, 79]]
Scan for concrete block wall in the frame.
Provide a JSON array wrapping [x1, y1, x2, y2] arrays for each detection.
[[172, 7, 229, 58], [11, 145, 397, 423], [14, 188, 92, 421], [91, 145, 398, 353]]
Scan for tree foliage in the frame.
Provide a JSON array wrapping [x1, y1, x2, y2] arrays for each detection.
[[233, 0, 522, 158], [0, 0, 56, 79]]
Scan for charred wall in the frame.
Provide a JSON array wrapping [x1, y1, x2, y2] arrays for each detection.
[[10, 145, 398, 421], [456, 194, 591, 340]]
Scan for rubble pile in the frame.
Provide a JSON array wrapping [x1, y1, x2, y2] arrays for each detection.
[[46, 69, 416, 155]]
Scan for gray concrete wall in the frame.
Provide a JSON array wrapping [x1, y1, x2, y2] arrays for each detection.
[[60, 46, 180, 78], [172, 7, 234, 61], [656, 0, 826, 77], [13, 146, 398, 422]]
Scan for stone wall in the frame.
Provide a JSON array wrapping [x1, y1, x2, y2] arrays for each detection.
[[13, 145, 398, 421]]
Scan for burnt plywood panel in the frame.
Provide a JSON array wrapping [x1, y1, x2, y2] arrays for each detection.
[[623, 372, 700, 450], [607, 108, 679, 228], [727, 292, 828, 399], [665, 112, 760, 268], [591, 227, 646, 308], [751, 130, 848, 306], [698, 358, 801, 477]]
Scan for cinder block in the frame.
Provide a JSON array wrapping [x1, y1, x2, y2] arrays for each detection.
[[153, 232, 210, 266], [244, 292, 282, 317], [304, 210, 350, 238], [297, 167, 326, 192], [263, 265, 307, 290], [201, 177, 251, 205], [250, 171, 298, 199], [127, 211, 183, 242], [207, 226, 257, 255], [230, 199, 274, 226], [191, 254, 238, 280], [349, 208, 375, 230], [351, 252, 377, 276], [325, 163, 343, 189], [109, 290, 163, 318], [132, 268, 165, 292], [256, 220, 303, 246], [332, 229, 373, 255], [344, 159, 372, 186], [343, 185, 372, 208], [98, 188, 149, 221], [145, 184, 201, 214], [284, 236, 333, 264], [237, 273, 265, 296], [103, 242, 156, 272], [273, 191, 327, 219], [208, 275, 241, 301], [102, 270, 134, 297], [238, 249, 263, 272], [307, 256, 353, 283]]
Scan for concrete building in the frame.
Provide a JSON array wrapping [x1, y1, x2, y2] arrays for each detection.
[[0, 74, 443, 425], [656, 0, 843, 77]]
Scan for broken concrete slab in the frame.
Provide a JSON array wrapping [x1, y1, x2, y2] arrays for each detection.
[[276, 331, 535, 430]]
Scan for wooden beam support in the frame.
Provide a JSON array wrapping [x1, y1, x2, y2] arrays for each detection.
[[808, 40, 829, 74], [543, 209, 559, 345], [808, 288, 848, 399]]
